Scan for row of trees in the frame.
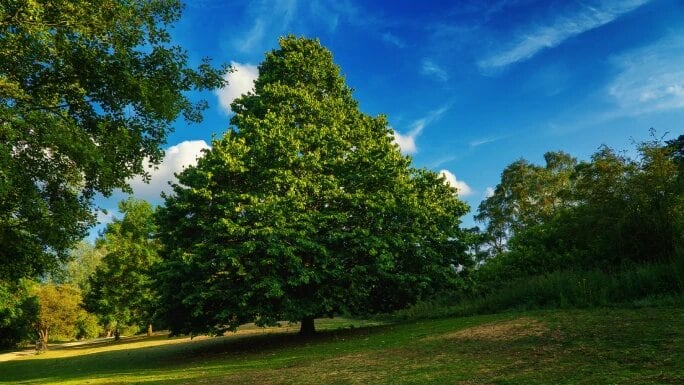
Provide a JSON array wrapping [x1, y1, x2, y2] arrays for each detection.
[[0, 199, 158, 349], [473, 133, 683, 287]]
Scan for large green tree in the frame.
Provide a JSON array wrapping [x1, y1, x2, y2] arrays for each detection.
[[156, 36, 469, 336], [85, 198, 159, 336], [0, 0, 227, 281]]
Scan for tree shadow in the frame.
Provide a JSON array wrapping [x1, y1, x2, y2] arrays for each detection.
[[0, 322, 395, 384]]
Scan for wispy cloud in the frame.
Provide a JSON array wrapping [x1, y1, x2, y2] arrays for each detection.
[[484, 186, 495, 198], [382, 32, 406, 48], [215, 61, 259, 114], [439, 169, 473, 197], [233, 0, 298, 54], [308, 0, 366, 31], [469, 134, 509, 147], [421, 59, 448, 82], [393, 106, 450, 154], [608, 34, 684, 115], [478, 0, 650, 70], [232, 0, 388, 54]]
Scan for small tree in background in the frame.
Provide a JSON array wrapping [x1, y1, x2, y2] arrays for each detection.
[[156, 36, 469, 336], [85, 198, 160, 337], [34, 284, 83, 348], [50, 241, 106, 293]]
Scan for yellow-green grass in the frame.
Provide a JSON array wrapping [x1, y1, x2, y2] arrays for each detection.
[[0, 308, 682, 384]]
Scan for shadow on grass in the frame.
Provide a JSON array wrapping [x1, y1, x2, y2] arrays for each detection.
[[0, 323, 397, 384]]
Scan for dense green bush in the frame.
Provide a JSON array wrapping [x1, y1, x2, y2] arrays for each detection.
[[75, 312, 101, 340], [386, 260, 684, 321]]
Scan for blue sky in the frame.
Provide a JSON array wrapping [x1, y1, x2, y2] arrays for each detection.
[[92, 0, 684, 236]]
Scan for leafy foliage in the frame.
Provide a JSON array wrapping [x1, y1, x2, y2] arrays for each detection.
[[0, 280, 37, 348], [475, 135, 683, 284], [85, 198, 160, 333], [34, 283, 84, 345], [156, 36, 468, 335], [0, 0, 228, 282], [475, 151, 576, 255], [50, 241, 105, 293]]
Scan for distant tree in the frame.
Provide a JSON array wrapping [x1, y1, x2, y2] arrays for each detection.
[[156, 36, 469, 336], [85, 198, 160, 337], [34, 284, 83, 348], [666, 134, 684, 162], [666, 134, 684, 256], [51, 242, 105, 293], [478, 137, 682, 282], [0, 0, 228, 283], [475, 151, 576, 254]]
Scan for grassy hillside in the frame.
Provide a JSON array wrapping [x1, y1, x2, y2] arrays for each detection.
[[0, 307, 682, 384]]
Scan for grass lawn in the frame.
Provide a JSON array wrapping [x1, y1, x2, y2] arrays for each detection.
[[0, 307, 682, 384]]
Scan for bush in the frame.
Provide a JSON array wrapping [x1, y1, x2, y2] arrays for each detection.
[[75, 312, 101, 340], [120, 324, 139, 337], [385, 261, 684, 322]]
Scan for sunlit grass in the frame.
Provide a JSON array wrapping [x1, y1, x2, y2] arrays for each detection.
[[0, 309, 682, 384]]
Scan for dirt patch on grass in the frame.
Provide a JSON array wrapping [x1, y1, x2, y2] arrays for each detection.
[[433, 317, 549, 342]]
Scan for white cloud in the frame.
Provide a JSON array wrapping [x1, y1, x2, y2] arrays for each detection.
[[608, 34, 684, 115], [421, 59, 448, 81], [393, 131, 418, 155], [485, 186, 495, 198], [439, 169, 473, 197], [215, 62, 259, 114], [478, 0, 650, 70], [392, 106, 449, 154], [128, 140, 210, 201]]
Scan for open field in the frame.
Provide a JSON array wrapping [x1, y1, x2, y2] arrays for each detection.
[[0, 308, 682, 384]]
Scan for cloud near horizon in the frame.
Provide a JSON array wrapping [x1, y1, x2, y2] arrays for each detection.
[[439, 169, 473, 197], [127, 140, 210, 202], [393, 106, 449, 154], [216, 62, 259, 114]]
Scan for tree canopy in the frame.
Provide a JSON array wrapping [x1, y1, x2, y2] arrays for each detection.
[[34, 283, 83, 347], [475, 151, 576, 255], [156, 36, 469, 335], [0, 0, 228, 281]]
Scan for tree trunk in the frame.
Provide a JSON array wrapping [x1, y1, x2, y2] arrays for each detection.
[[299, 316, 315, 336], [147, 323, 153, 336], [38, 329, 49, 350]]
